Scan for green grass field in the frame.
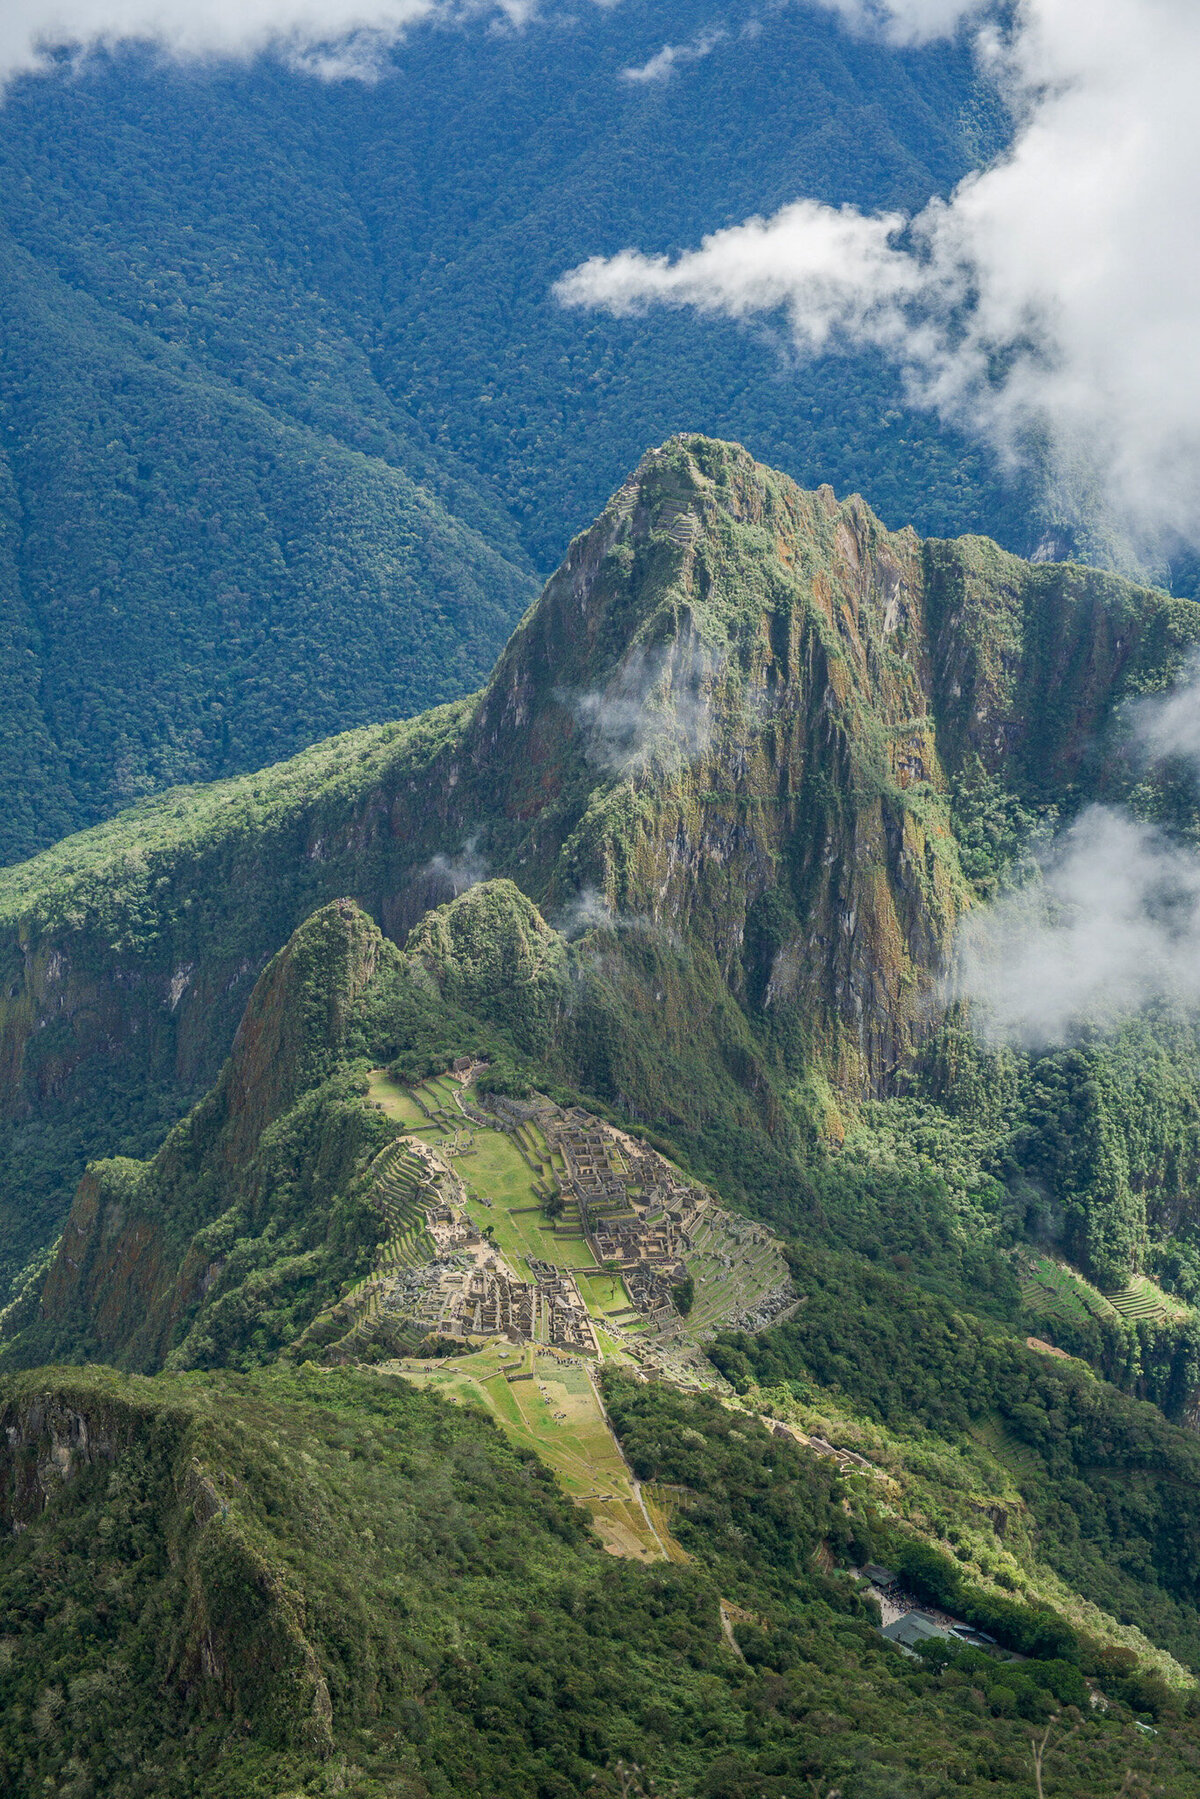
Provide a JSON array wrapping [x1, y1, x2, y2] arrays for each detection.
[[388, 1341, 665, 1559], [455, 1110, 602, 1279], [367, 1070, 459, 1141], [461, 1151, 601, 1283], [576, 1268, 634, 1321]]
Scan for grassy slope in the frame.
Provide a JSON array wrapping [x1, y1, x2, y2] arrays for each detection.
[[391, 1340, 661, 1561]]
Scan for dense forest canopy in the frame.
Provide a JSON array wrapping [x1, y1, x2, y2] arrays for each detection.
[[0, 0, 1027, 860]]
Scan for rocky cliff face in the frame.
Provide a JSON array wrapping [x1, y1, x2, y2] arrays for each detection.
[[1, 436, 1196, 1279], [462, 440, 962, 1095]]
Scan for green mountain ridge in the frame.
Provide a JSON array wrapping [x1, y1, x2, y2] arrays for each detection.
[[8, 437, 1200, 1794], [1, 435, 1196, 1290], [0, 3, 1037, 860]]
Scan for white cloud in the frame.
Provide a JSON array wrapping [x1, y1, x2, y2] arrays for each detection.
[[620, 28, 724, 85], [560, 636, 722, 775], [815, 0, 990, 45], [0, 0, 540, 85], [1132, 653, 1200, 772], [949, 662, 1200, 1048], [557, 885, 615, 937], [558, 0, 1200, 562], [422, 835, 488, 898], [949, 806, 1200, 1048], [557, 197, 919, 343], [555, 884, 682, 952]]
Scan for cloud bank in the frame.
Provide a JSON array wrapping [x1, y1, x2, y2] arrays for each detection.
[[950, 806, 1200, 1048], [950, 662, 1200, 1048], [816, 0, 992, 44], [0, 0, 539, 86], [558, 0, 1200, 560]]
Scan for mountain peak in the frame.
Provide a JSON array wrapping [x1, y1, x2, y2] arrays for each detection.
[[225, 897, 384, 1137], [470, 435, 922, 788]]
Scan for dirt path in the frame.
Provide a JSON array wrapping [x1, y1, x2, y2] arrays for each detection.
[[719, 1602, 747, 1660]]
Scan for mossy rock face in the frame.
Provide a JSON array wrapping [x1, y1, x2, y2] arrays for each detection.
[[406, 879, 569, 1058]]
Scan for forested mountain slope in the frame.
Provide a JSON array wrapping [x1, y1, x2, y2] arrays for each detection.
[[2, 436, 1197, 1316], [0, 213, 536, 861], [9, 1354, 1200, 1799], [0, 0, 1020, 859], [7, 855, 1200, 1795]]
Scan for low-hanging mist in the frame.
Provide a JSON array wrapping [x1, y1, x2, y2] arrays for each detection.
[[561, 637, 722, 777], [950, 660, 1200, 1048], [950, 806, 1200, 1048]]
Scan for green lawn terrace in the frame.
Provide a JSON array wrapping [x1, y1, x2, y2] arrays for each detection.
[[361, 1070, 797, 1367], [383, 1340, 673, 1561], [366, 1068, 472, 1146]]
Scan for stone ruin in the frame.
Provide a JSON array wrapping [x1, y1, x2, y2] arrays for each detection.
[[353, 1078, 795, 1364]]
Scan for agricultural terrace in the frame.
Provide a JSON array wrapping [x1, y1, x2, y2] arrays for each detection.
[[367, 1070, 456, 1141], [1019, 1253, 1194, 1332], [668, 1209, 791, 1337], [368, 1070, 632, 1322], [1104, 1274, 1191, 1324], [1018, 1254, 1120, 1328]]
